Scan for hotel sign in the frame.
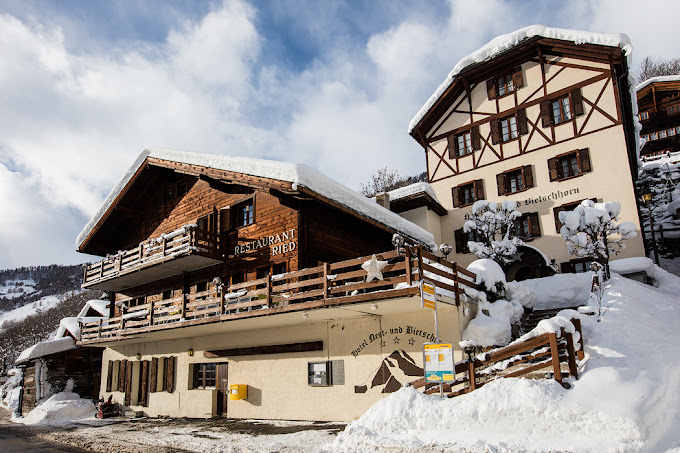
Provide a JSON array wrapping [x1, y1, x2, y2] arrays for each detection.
[[423, 343, 455, 383], [234, 228, 297, 256]]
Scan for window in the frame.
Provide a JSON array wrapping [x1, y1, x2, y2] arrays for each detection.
[[660, 129, 668, 139], [308, 361, 332, 386], [512, 212, 541, 240], [561, 258, 594, 274], [548, 149, 591, 181], [491, 109, 527, 144], [272, 262, 287, 276], [452, 180, 484, 208], [454, 228, 482, 254], [642, 134, 649, 141], [162, 290, 172, 300], [233, 199, 254, 227], [500, 115, 518, 142], [496, 166, 534, 195], [541, 88, 583, 127], [669, 128, 676, 137], [650, 132, 659, 140], [162, 186, 174, 204], [486, 67, 523, 99], [231, 271, 245, 285], [676, 126, 680, 135], [639, 111, 649, 120], [196, 281, 207, 293], [129, 296, 145, 308], [551, 95, 572, 125], [256, 267, 270, 279], [193, 363, 217, 388], [667, 104, 680, 116], [447, 126, 480, 158], [197, 212, 216, 233], [176, 180, 188, 197]]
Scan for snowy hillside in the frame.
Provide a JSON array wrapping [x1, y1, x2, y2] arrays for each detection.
[[332, 268, 680, 453]]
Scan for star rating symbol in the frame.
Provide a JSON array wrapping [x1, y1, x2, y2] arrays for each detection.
[[393, 336, 400, 345], [408, 338, 415, 346], [380, 340, 386, 347], [362, 254, 388, 282]]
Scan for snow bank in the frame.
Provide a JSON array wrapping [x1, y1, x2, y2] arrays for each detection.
[[461, 298, 523, 347], [409, 25, 631, 132], [520, 272, 592, 310], [76, 148, 436, 252], [16, 337, 75, 365], [334, 272, 680, 452], [15, 391, 96, 425]]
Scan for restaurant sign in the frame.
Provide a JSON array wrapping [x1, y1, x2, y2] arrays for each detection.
[[234, 228, 297, 256]]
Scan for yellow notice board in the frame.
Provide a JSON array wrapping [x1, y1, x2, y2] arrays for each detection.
[[423, 343, 454, 382], [421, 280, 436, 310]]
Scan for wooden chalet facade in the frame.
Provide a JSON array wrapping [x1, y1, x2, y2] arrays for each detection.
[[76, 149, 483, 421], [407, 26, 645, 278], [637, 76, 680, 158]]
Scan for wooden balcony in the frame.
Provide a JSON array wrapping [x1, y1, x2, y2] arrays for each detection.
[[79, 247, 482, 345], [82, 226, 223, 291]]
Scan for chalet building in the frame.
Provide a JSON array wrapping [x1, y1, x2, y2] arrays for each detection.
[[637, 76, 680, 158], [407, 25, 646, 279], [76, 148, 480, 421]]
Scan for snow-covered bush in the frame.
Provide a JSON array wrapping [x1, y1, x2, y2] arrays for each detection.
[[467, 259, 507, 302], [461, 298, 524, 347], [463, 200, 524, 268], [558, 200, 637, 276]]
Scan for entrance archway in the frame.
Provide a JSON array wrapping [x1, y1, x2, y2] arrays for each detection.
[[506, 245, 554, 281]]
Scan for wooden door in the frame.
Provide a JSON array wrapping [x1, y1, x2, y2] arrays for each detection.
[[217, 362, 229, 416]]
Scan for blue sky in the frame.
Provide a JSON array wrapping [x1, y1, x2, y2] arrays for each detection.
[[1, 0, 679, 269]]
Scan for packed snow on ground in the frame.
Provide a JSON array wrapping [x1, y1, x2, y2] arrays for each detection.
[[0, 294, 62, 326], [332, 269, 680, 453], [13, 390, 96, 425], [0, 279, 37, 300]]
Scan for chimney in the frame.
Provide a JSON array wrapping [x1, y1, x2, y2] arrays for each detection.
[[376, 192, 390, 211]]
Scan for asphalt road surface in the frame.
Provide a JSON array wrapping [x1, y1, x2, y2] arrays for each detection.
[[0, 407, 90, 452]]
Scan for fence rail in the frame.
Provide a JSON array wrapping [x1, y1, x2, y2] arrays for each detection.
[[83, 226, 221, 286], [409, 317, 584, 397], [80, 246, 478, 342]]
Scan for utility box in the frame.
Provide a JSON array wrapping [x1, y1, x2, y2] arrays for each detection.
[[229, 384, 247, 400]]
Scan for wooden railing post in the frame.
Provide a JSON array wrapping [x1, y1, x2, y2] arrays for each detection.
[[266, 273, 272, 308], [322, 262, 329, 305], [98, 319, 102, 339], [467, 361, 476, 392], [99, 260, 104, 278], [404, 247, 412, 286], [138, 243, 143, 262], [565, 331, 578, 379], [453, 263, 460, 306], [219, 285, 225, 315], [548, 332, 562, 383], [572, 318, 585, 360], [149, 300, 154, 327], [416, 246, 424, 282], [162, 237, 167, 257]]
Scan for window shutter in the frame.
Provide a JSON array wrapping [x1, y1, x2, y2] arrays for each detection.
[[548, 158, 559, 181], [452, 186, 460, 208], [560, 262, 574, 274], [106, 361, 113, 392], [496, 173, 506, 196], [578, 149, 591, 173], [486, 79, 496, 100], [124, 361, 132, 406], [474, 179, 485, 201], [118, 360, 127, 391], [166, 356, 175, 393], [220, 208, 231, 233], [523, 165, 534, 188], [529, 213, 541, 237], [571, 88, 584, 116], [454, 229, 465, 253], [471, 126, 481, 150], [517, 108, 528, 135], [513, 67, 524, 88], [540, 101, 551, 127], [447, 134, 456, 159], [140, 360, 149, 407], [150, 358, 158, 393], [490, 120, 500, 144]]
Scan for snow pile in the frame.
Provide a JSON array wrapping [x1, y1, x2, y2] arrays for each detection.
[[466, 259, 506, 293], [76, 148, 437, 252], [506, 281, 539, 309], [15, 390, 96, 425], [1, 368, 23, 410], [16, 337, 76, 365], [333, 271, 680, 452], [609, 257, 654, 274], [520, 272, 591, 310], [409, 25, 631, 132]]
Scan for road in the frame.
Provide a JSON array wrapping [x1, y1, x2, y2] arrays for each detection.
[[0, 407, 90, 453]]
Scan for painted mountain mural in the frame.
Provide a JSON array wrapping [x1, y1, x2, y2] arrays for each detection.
[[355, 349, 423, 394]]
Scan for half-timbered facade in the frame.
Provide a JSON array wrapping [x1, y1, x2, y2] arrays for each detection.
[[76, 149, 483, 421], [408, 26, 645, 277], [637, 76, 680, 158]]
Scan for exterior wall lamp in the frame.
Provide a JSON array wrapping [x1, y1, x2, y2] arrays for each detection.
[[392, 233, 405, 254], [439, 243, 452, 259], [188, 348, 194, 357], [135, 353, 141, 360]]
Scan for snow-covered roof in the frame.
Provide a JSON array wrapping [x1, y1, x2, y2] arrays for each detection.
[[636, 75, 680, 92], [77, 148, 437, 251], [76, 299, 109, 318], [16, 337, 76, 365], [409, 25, 632, 133], [387, 182, 441, 204], [56, 316, 104, 340]]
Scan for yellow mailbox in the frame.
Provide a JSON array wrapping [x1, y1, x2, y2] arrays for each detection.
[[229, 384, 247, 400]]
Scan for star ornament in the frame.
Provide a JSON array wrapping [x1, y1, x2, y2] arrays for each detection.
[[362, 254, 388, 282]]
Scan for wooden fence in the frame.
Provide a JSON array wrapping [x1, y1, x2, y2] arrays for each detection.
[[409, 318, 584, 396], [80, 246, 483, 342]]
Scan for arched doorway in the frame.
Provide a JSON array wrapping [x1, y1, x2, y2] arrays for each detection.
[[506, 245, 554, 281]]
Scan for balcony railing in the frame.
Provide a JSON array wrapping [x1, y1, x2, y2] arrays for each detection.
[[82, 225, 222, 290], [79, 247, 482, 343]]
